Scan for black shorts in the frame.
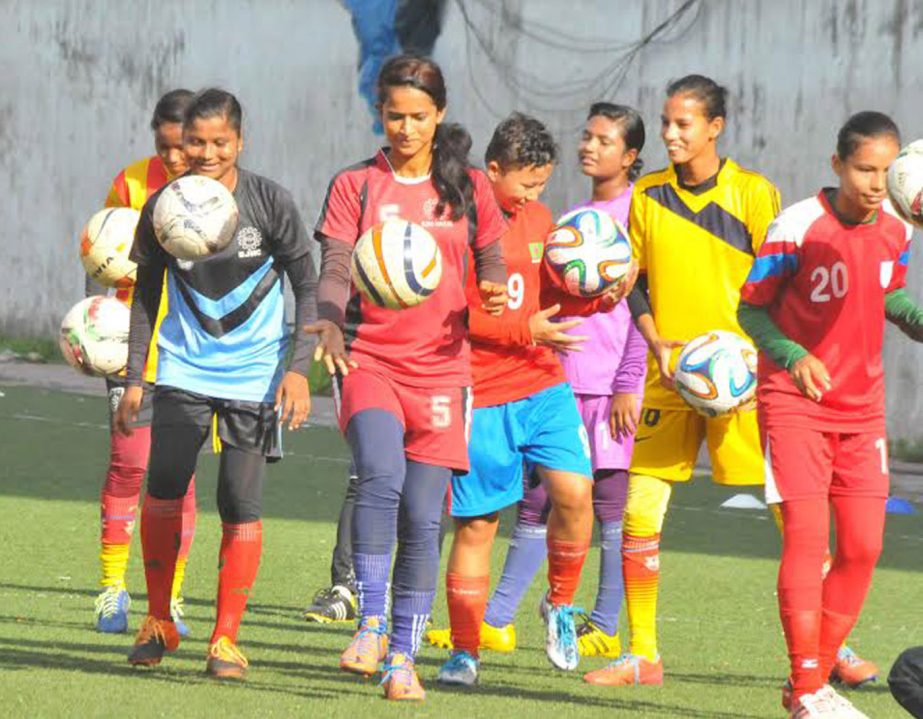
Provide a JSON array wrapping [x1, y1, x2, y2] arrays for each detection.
[[151, 385, 282, 460], [106, 377, 155, 429]]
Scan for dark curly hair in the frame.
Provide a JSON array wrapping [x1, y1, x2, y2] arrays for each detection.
[[484, 112, 558, 170]]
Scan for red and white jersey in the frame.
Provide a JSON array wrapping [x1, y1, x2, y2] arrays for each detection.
[[316, 149, 506, 387], [740, 190, 913, 431], [467, 201, 604, 408]]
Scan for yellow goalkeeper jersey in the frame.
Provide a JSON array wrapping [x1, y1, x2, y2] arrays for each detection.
[[630, 158, 780, 409]]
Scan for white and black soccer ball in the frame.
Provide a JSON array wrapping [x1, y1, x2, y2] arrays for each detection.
[[59, 296, 130, 376], [351, 218, 443, 310], [153, 175, 239, 261], [674, 330, 757, 417], [79, 207, 140, 288], [887, 139, 923, 228], [544, 208, 632, 297]]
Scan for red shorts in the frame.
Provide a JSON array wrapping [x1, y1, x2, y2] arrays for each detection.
[[762, 425, 889, 503], [338, 368, 472, 472]]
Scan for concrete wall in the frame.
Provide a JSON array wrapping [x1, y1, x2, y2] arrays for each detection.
[[3, 0, 923, 434]]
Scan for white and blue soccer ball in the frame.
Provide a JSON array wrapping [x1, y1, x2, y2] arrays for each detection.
[[59, 296, 130, 377], [674, 330, 757, 417], [544, 208, 632, 297], [351, 218, 443, 310], [153, 175, 239, 261]]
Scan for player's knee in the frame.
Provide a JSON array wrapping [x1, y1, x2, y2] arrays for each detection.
[[549, 475, 592, 517], [837, 534, 883, 569], [623, 473, 672, 536], [217, 490, 261, 524], [453, 515, 499, 548]]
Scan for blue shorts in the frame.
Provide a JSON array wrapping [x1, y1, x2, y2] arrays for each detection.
[[450, 383, 592, 517]]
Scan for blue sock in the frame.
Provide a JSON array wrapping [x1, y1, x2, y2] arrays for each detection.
[[390, 588, 434, 657], [354, 552, 391, 624], [589, 521, 624, 635], [484, 523, 547, 627]]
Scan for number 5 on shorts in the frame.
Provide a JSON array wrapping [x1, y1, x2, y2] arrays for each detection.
[[432, 395, 451, 429]]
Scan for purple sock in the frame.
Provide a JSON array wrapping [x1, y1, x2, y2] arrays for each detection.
[[589, 521, 624, 635], [484, 523, 548, 627], [354, 552, 391, 624], [390, 589, 434, 657]]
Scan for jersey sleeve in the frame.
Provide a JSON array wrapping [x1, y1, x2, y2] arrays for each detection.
[[464, 247, 532, 347], [628, 186, 647, 271], [887, 222, 914, 293], [270, 185, 313, 263], [128, 196, 167, 268], [469, 170, 507, 249], [105, 169, 131, 209], [314, 172, 362, 245], [739, 212, 800, 307], [747, 178, 782, 254]]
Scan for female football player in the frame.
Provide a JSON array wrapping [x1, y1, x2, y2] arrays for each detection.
[[739, 112, 923, 718], [308, 55, 507, 701], [116, 88, 317, 680], [92, 89, 198, 636], [427, 104, 647, 662], [582, 75, 782, 688], [434, 112, 637, 687]]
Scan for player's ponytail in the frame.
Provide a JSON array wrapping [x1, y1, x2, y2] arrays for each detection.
[[377, 54, 473, 221], [588, 102, 646, 181]]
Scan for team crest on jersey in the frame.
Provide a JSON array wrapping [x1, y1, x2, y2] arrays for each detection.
[[880, 260, 894, 289], [237, 226, 263, 259], [528, 242, 543, 263], [421, 197, 452, 228]]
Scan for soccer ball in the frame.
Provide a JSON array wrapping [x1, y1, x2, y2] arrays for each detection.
[[351, 218, 442, 309], [59, 296, 130, 376], [153, 175, 239, 260], [79, 207, 140, 288], [544, 208, 632, 297], [887, 139, 923, 228], [674, 330, 757, 417]]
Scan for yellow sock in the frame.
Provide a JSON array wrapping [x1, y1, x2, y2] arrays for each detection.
[[100, 542, 130, 589], [172, 555, 188, 600]]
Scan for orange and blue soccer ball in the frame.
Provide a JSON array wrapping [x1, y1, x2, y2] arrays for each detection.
[[674, 330, 757, 417], [544, 208, 633, 297], [351, 218, 443, 310]]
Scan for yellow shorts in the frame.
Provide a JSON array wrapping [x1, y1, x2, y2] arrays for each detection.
[[629, 406, 763, 485]]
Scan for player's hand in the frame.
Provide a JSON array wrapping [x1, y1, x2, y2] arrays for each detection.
[[609, 391, 640, 439], [789, 354, 831, 402], [303, 320, 358, 376], [114, 385, 144, 436], [653, 338, 684, 389], [275, 371, 311, 430], [478, 280, 508, 316], [598, 261, 640, 312], [529, 304, 587, 352]]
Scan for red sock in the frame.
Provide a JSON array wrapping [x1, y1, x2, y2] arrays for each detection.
[[178, 476, 197, 560], [547, 538, 588, 606], [817, 496, 886, 679], [446, 573, 489, 657], [140, 495, 183, 620], [778, 499, 828, 701], [101, 427, 150, 542], [212, 521, 262, 644]]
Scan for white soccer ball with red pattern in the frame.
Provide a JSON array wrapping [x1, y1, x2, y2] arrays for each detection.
[[674, 331, 757, 417], [79, 207, 140, 288], [544, 208, 633, 297], [59, 296, 130, 376], [153, 175, 239, 260], [887, 139, 923, 228], [351, 218, 443, 309]]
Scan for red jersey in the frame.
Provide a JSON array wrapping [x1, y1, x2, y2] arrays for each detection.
[[740, 190, 913, 431], [468, 201, 604, 408], [316, 150, 507, 387]]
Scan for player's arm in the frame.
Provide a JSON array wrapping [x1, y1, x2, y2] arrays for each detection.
[[272, 190, 317, 429], [885, 288, 923, 342], [115, 205, 164, 435], [609, 318, 647, 438], [469, 171, 509, 315]]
